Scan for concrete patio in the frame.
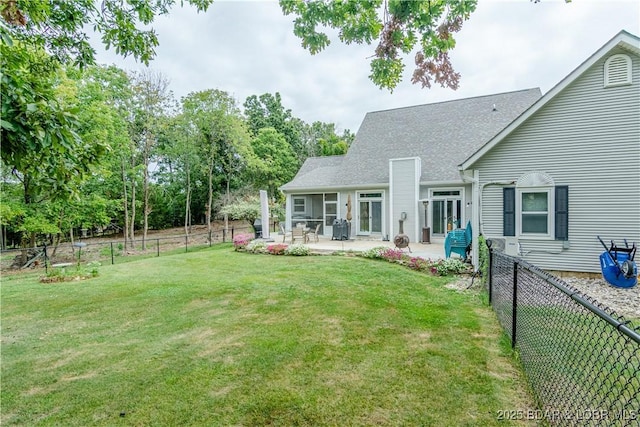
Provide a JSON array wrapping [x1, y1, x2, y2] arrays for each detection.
[[267, 233, 447, 260]]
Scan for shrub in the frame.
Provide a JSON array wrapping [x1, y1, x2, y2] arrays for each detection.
[[361, 246, 388, 259], [86, 261, 101, 277], [407, 256, 430, 272], [431, 258, 469, 276], [381, 248, 406, 263], [267, 243, 287, 255], [246, 240, 267, 254], [285, 244, 310, 256], [478, 235, 488, 286], [233, 234, 253, 251]]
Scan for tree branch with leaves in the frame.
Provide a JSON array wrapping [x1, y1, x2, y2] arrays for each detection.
[[280, 0, 477, 91]]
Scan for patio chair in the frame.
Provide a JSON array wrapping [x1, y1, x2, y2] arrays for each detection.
[[305, 223, 321, 243], [279, 223, 292, 243], [292, 226, 307, 244]]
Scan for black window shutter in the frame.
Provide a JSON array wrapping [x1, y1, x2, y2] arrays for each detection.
[[503, 187, 515, 236], [555, 186, 569, 240]]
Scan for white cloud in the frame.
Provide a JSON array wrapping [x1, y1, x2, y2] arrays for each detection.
[[93, 0, 640, 133]]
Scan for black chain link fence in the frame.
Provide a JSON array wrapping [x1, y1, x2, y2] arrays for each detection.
[[0, 223, 271, 273], [487, 247, 640, 426]]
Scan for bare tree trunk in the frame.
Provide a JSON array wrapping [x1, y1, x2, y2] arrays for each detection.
[[224, 178, 230, 240], [129, 179, 136, 250], [184, 163, 191, 237], [206, 161, 214, 238], [51, 232, 61, 257], [69, 227, 75, 256], [121, 158, 130, 249], [142, 133, 151, 250]]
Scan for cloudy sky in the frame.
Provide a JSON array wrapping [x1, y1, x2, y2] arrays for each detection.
[[94, 0, 640, 133]]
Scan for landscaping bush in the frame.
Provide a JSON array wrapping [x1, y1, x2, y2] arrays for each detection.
[[246, 240, 267, 254], [233, 234, 253, 251], [407, 256, 430, 272], [431, 258, 469, 276], [381, 248, 407, 263], [361, 246, 388, 259], [284, 244, 310, 256], [267, 243, 287, 255], [357, 247, 470, 277]]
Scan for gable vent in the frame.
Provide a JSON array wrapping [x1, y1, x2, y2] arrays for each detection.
[[604, 54, 632, 88]]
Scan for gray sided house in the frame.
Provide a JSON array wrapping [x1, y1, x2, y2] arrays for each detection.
[[281, 89, 541, 243], [460, 30, 640, 273]]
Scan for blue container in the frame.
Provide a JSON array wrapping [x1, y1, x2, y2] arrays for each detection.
[[599, 251, 637, 288]]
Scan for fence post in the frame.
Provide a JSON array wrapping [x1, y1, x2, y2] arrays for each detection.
[[511, 260, 518, 349], [157, 239, 160, 257], [209, 230, 212, 247], [185, 235, 188, 253], [110, 242, 114, 265], [44, 243, 48, 274], [231, 227, 234, 240], [487, 243, 493, 304]]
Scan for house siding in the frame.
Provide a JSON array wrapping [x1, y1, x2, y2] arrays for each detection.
[[390, 158, 420, 242], [473, 47, 640, 273]]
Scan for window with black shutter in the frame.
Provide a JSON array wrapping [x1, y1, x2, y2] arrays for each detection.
[[503, 187, 515, 236], [555, 186, 569, 240]]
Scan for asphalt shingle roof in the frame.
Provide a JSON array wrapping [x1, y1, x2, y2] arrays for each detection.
[[282, 88, 541, 191]]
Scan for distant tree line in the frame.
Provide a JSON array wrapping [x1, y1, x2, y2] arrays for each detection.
[[0, 61, 353, 250], [3, 0, 538, 251]]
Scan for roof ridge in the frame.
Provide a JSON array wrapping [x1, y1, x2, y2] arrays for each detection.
[[365, 88, 541, 116]]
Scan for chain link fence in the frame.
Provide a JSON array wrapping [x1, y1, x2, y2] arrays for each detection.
[[487, 247, 640, 426], [0, 223, 269, 273]]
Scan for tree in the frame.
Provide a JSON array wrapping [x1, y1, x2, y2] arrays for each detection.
[[181, 89, 249, 238], [0, 0, 215, 68], [0, 0, 213, 198], [243, 92, 304, 163], [129, 70, 173, 249], [249, 127, 298, 199], [0, 41, 106, 200], [280, 0, 477, 91], [156, 114, 200, 235], [300, 121, 354, 157]]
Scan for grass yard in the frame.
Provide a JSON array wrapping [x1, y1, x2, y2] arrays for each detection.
[[1, 245, 536, 426]]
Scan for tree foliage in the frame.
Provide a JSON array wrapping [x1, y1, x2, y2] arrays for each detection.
[[249, 127, 298, 199], [0, 0, 215, 67], [280, 0, 478, 91], [0, 41, 106, 199]]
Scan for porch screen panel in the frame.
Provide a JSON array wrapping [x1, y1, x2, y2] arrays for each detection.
[[360, 201, 370, 233], [371, 201, 382, 233], [433, 200, 445, 234]]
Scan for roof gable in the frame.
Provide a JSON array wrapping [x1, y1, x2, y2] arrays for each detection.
[[334, 88, 541, 186], [460, 30, 640, 170]]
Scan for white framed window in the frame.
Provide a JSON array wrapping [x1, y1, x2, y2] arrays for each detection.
[[504, 173, 568, 240], [515, 172, 555, 239], [292, 197, 306, 215]]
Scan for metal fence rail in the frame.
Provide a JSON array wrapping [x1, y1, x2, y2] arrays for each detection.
[[488, 247, 640, 426], [0, 225, 261, 273]]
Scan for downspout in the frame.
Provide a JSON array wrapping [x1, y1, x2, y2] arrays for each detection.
[[459, 169, 480, 269], [458, 169, 516, 269]]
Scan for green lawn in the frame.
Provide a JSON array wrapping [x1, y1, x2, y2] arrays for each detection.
[[1, 245, 536, 426]]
